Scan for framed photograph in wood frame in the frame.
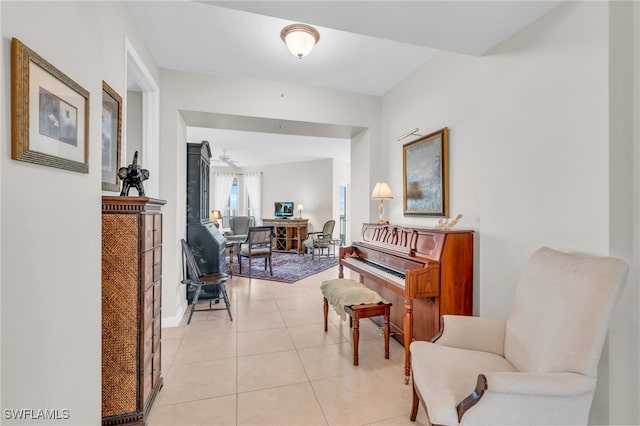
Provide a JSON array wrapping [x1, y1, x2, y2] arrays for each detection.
[[11, 38, 89, 173], [403, 127, 449, 217], [101, 81, 122, 191]]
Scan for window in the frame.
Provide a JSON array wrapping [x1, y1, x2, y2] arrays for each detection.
[[227, 177, 238, 216]]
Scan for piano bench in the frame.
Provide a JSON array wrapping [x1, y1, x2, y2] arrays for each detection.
[[321, 279, 391, 366]]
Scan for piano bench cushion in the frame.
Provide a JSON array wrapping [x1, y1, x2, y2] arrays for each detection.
[[321, 279, 388, 320]]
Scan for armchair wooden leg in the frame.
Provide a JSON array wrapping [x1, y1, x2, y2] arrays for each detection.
[[268, 257, 273, 276], [410, 380, 420, 421]]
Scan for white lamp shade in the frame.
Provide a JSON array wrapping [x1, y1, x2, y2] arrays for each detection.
[[209, 209, 222, 227], [371, 182, 394, 200], [286, 32, 315, 58], [297, 204, 304, 211], [281, 24, 320, 59]]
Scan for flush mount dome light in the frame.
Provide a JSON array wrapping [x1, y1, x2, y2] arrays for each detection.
[[280, 23, 320, 59]]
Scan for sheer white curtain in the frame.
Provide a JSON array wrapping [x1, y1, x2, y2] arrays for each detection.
[[212, 172, 236, 224], [245, 172, 262, 224]]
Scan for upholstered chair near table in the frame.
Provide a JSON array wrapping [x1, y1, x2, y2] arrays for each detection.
[[224, 216, 255, 243], [410, 246, 628, 425], [303, 219, 336, 259], [237, 226, 275, 279]]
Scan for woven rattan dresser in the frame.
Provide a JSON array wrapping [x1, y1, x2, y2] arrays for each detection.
[[102, 196, 166, 425]]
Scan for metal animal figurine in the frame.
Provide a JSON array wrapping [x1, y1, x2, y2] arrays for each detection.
[[118, 151, 150, 196]]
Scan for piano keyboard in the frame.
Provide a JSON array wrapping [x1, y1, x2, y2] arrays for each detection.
[[342, 257, 406, 288]]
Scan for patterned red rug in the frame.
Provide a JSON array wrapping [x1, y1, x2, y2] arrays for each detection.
[[228, 252, 338, 283]]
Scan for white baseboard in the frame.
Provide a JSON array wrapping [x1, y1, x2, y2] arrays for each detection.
[[162, 301, 187, 328]]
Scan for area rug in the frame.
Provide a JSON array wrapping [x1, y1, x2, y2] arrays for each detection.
[[228, 252, 339, 283]]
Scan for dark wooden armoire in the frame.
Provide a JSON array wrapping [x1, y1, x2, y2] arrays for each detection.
[[185, 141, 227, 302]]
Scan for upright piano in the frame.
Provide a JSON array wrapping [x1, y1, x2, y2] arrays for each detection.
[[339, 223, 474, 382]]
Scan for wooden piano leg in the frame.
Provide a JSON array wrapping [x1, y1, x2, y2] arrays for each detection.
[[323, 297, 329, 332], [404, 297, 414, 384], [384, 304, 390, 360], [352, 311, 360, 366]]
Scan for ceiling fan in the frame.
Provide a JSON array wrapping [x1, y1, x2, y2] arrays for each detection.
[[212, 148, 240, 170]]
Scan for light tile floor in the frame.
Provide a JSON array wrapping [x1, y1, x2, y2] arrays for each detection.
[[149, 265, 431, 426]]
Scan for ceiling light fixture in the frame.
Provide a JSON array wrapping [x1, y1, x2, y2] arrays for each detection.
[[280, 23, 320, 59]]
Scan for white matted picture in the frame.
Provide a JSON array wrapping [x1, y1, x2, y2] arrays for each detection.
[[11, 38, 89, 173]]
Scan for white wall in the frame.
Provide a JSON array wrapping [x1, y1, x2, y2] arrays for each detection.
[[607, 2, 639, 423], [380, 2, 638, 423], [350, 129, 373, 240], [261, 158, 334, 232], [333, 158, 350, 243], [0, 2, 159, 423], [161, 113, 188, 327], [125, 90, 143, 164], [0, 1, 4, 411], [383, 2, 610, 318]]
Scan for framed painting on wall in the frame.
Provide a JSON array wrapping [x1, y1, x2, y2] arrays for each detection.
[[101, 81, 122, 192], [403, 127, 449, 217], [11, 38, 89, 173]]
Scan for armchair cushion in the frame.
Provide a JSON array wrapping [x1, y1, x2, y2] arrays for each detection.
[[239, 244, 270, 256], [320, 278, 387, 319], [411, 341, 516, 425]]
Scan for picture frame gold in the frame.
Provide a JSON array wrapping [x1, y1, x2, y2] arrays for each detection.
[[101, 81, 122, 191], [11, 38, 89, 173], [403, 127, 449, 217]]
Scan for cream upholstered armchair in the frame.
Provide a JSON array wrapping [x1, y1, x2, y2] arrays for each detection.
[[410, 247, 628, 426]]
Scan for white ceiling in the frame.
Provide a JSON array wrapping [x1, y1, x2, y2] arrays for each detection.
[[125, 1, 561, 167], [187, 126, 351, 168]]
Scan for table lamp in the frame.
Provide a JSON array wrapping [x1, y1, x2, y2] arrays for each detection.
[[297, 204, 304, 218], [209, 210, 222, 228], [371, 182, 394, 225]]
